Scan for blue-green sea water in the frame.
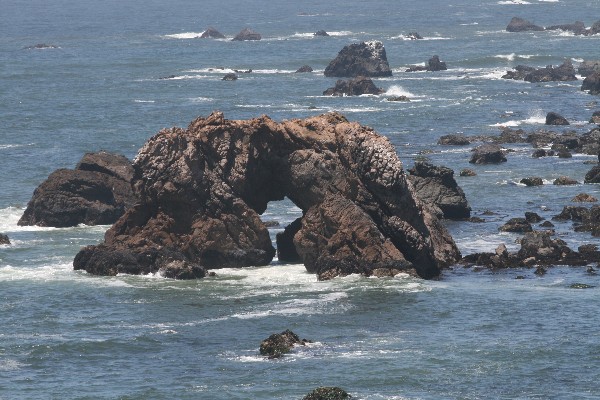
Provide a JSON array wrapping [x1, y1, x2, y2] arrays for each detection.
[[1, 0, 600, 398]]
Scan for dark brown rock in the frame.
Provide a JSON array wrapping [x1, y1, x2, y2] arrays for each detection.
[[407, 161, 471, 220], [499, 218, 533, 233], [506, 17, 544, 32], [73, 112, 460, 280], [323, 76, 384, 96], [520, 177, 544, 186], [553, 176, 579, 185], [438, 134, 470, 146], [460, 168, 477, 177], [259, 329, 309, 358], [296, 65, 313, 73], [387, 95, 410, 102], [582, 72, 600, 95], [572, 193, 598, 202], [0, 234, 9, 245], [276, 218, 302, 262], [19, 152, 136, 227], [200, 27, 226, 39], [546, 112, 569, 126], [470, 144, 507, 164], [324, 41, 392, 77], [303, 387, 351, 400], [525, 212, 544, 223], [232, 28, 261, 41]]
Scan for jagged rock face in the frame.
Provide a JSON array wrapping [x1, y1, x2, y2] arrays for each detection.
[[232, 28, 261, 41], [74, 112, 460, 280], [19, 152, 136, 227], [407, 161, 471, 220], [200, 27, 225, 39], [324, 41, 392, 78]]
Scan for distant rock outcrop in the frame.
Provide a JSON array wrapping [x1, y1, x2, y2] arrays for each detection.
[[232, 28, 261, 41], [579, 61, 600, 77], [324, 41, 392, 77], [295, 65, 313, 73], [470, 144, 507, 164], [73, 112, 460, 280], [407, 161, 471, 220], [222, 73, 238, 81], [314, 30, 329, 37], [506, 17, 544, 32], [200, 27, 226, 39], [19, 152, 136, 228], [406, 55, 448, 72], [24, 44, 59, 50], [502, 60, 577, 82], [303, 387, 351, 400], [582, 72, 600, 95], [323, 76, 384, 96], [546, 21, 587, 35]]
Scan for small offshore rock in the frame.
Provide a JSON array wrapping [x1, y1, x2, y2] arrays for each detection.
[[557, 149, 573, 158], [296, 65, 313, 73], [387, 95, 410, 102], [525, 212, 544, 223], [553, 176, 579, 185], [323, 76, 384, 96], [540, 221, 555, 228], [460, 168, 477, 177], [438, 134, 470, 146], [470, 144, 507, 164], [406, 32, 423, 40], [200, 27, 226, 39], [546, 21, 587, 35], [0, 234, 9, 245], [259, 329, 310, 359], [570, 283, 594, 289], [520, 177, 543, 187], [324, 40, 392, 77], [582, 72, 600, 95], [303, 387, 352, 400], [24, 43, 59, 49], [572, 193, 598, 202], [534, 265, 547, 275], [406, 55, 447, 72], [499, 217, 533, 233], [546, 112, 569, 126], [506, 17, 544, 32], [314, 30, 329, 37], [222, 73, 238, 81], [232, 28, 261, 41]]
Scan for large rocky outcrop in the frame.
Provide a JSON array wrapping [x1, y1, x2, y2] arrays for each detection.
[[322, 76, 384, 96], [502, 60, 577, 82], [407, 161, 471, 220], [19, 152, 136, 227], [74, 112, 460, 280], [324, 41, 392, 78]]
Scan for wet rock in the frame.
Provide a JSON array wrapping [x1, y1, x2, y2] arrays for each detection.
[[296, 65, 314, 73], [572, 193, 598, 202], [518, 232, 570, 263], [506, 17, 544, 32], [554, 206, 590, 222], [407, 161, 471, 220], [323, 76, 384, 96], [259, 329, 310, 358], [74, 112, 459, 280], [387, 95, 410, 102], [303, 387, 352, 400], [546, 112, 569, 125], [570, 283, 594, 289], [520, 177, 543, 187], [590, 111, 600, 124], [557, 149, 573, 158], [324, 41, 392, 77], [585, 164, 600, 183], [499, 218, 533, 233], [578, 61, 600, 77], [159, 260, 206, 279], [553, 176, 579, 185], [540, 221, 555, 228], [438, 134, 470, 146], [503, 60, 577, 82], [232, 28, 261, 41], [469, 144, 507, 164], [582, 72, 600, 95], [0, 234, 9, 245], [200, 27, 226, 39], [276, 218, 302, 262], [546, 21, 587, 35], [406, 55, 448, 72], [525, 212, 544, 223], [502, 65, 537, 80], [406, 32, 423, 40], [460, 168, 477, 177], [19, 152, 136, 227], [222, 73, 238, 81], [532, 149, 554, 158], [314, 30, 329, 37]]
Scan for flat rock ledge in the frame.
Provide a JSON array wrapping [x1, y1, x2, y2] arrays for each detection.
[[74, 112, 460, 280]]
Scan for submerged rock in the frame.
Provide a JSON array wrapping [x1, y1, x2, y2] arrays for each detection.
[[323, 76, 384, 96], [232, 28, 261, 41], [259, 329, 310, 358], [506, 17, 544, 32], [324, 41, 392, 77], [303, 387, 352, 400], [73, 112, 460, 280], [19, 151, 136, 227]]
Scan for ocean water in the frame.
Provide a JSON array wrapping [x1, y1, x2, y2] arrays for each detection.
[[1, 0, 600, 398]]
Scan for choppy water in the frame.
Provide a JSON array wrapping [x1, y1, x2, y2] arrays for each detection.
[[1, 0, 600, 398]]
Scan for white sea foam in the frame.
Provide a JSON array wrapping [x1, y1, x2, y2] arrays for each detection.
[[384, 85, 416, 98], [498, 0, 532, 4], [460, 22, 479, 26], [490, 110, 546, 127], [188, 97, 214, 103], [163, 31, 206, 39], [494, 53, 535, 61], [133, 99, 155, 103]]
